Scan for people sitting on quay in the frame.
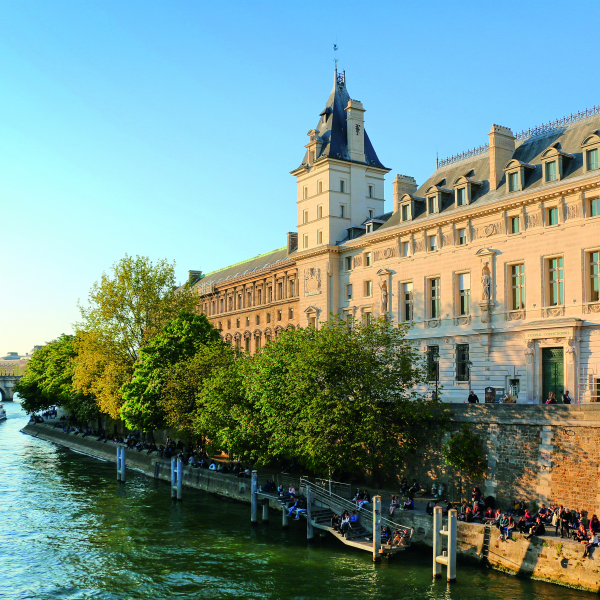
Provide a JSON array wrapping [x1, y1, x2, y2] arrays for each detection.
[[400, 477, 409, 496], [483, 507, 495, 523], [524, 517, 546, 540], [589, 514, 600, 534], [389, 495, 400, 517], [331, 513, 340, 531], [402, 496, 414, 511], [583, 530, 599, 558], [408, 480, 421, 496]]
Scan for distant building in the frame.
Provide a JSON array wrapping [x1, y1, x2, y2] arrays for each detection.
[[191, 69, 600, 403]]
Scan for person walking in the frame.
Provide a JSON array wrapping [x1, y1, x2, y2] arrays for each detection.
[[468, 390, 479, 404]]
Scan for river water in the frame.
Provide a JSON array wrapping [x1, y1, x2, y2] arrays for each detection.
[[0, 400, 595, 600]]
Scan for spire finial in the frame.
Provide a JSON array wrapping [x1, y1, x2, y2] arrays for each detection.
[[333, 43, 339, 80]]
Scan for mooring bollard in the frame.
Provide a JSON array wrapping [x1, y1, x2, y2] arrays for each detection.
[[433, 506, 457, 582], [282, 505, 289, 527], [251, 470, 258, 525], [116, 447, 126, 482], [372, 495, 382, 562], [433, 505, 442, 578], [176, 458, 183, 501], [262, 501, 269, 523], [306, 485, 313, 541], [171, 458, 177, 500]]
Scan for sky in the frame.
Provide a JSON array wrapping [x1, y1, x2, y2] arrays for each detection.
[[2, 0, 598, 353]]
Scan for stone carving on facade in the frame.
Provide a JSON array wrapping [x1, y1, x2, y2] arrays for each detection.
[[454, 316, 471, 326], [243, 331, 252, 339], [304, 267, 322, 296], [583, 303, 600, 314], [379, 280, 388, 313], [481, 264, 492, 301], [526, 213, 540, 228], [542, 306, 565, 318], [353, 255, 363, 268], [442, 234, 453, 248], [567, 204, 580, 220], [525, 340, 535, 363], [426, 319, 440, 328], [374, 247, 398, 261], [414, 240, 425, 253], [508, 310, 526, 321], [480, 305, 492, 323]]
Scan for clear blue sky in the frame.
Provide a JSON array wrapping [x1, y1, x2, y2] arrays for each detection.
[[2, 0, 597, 353]]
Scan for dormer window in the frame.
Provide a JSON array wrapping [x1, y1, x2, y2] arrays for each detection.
[[452, 174, 482, 207], [366, 223, 373, 234], [540, 143, 573, 184], [397, 193, 424, 221], [503, 159, 535, 194], [428, 195, 439, 214], [401, 204, 410, 222], [581, 130, 600, 172]]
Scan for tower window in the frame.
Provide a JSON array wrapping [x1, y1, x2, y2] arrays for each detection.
[[317, 229, 323, 244], [368, 209, 374, 219], [340, 204, 346, 218], [317, 180, 323, 193], [368, 185, 374, 198], [317, 205, 323, 219], [303, 186, 308, 199], [340, 180, 345, 193], [303, 210, 308, 224]]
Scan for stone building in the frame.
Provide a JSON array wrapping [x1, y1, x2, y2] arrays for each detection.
[[193, 69, 600, 403]]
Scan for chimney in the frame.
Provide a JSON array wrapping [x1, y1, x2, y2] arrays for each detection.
[[188, 270, 202, 285], [287, 232, 298, 254], [488, 125, 515, 191], [393, 174, 418, 212], [345, 99, 366, 163]]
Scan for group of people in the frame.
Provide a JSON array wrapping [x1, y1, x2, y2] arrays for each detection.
[[331, 511, 359, 536], [545, 390, 573, 404], [353, 489, 372, 510]]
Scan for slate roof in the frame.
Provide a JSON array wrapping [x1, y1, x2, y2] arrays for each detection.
[[195, 247, 291, 289], [371, 113, 600, 236], [297, 71, 386, 170]]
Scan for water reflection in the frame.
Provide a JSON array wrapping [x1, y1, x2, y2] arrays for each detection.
[[0, 401, 595, 600]]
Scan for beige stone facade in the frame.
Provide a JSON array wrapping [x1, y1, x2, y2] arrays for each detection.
[[193, 70, 600, 402]]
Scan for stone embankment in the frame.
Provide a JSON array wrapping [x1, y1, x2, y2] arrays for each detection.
[[22, 421, 600, 593]]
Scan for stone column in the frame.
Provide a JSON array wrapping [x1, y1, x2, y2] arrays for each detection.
[[525, 341, 535, 403]]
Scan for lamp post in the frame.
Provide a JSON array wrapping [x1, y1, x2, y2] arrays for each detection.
[[433, 353, 439, 401]]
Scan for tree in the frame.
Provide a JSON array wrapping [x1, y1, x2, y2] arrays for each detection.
[[441, 426, 486, 501], [14, 335, 97, 421], [120, 310, 221, 431], [72, 255, 198, 419], [215, 316, 440, 477]]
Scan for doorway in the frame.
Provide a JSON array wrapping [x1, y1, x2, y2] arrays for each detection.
[[542, 347, 564, 403]]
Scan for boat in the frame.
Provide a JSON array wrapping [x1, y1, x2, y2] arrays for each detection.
[[0, 403, 6, 421]]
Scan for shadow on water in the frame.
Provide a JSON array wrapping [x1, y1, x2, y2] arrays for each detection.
[[0, 401, 597, 600]]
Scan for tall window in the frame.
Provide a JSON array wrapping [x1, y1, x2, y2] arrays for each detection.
[[402, 282, 413, 321], [401, 204, 410, 221], [277, 310, 282, 321], [364, 280, 373, 297], [587, 148, 599, 171], [257, 289, 262, 304], [346, 284, 353, 300], [365, 252, 372, 267], [428, 235, 437, 252], [303, 234, 308, 248], [317, 230, 323, 244], [545, 161, 557, 182], [590, 198, 600, 217], [266, 313, 271, 323], [402, 241, 411, 257], [548, 257, 564, 306], [256, 315, 260, 325], [508, 171, 519, 192], [277, 282, 283, 299], [547, 207, 559, 226], [340, 204, 346, 218], [430, 278, 441, 319], [511, 264, 525, 310], [590, 251, 599, 302], [345, 257, 352, 271], [317, 205, 323, 219], [245, 337, 251, 352], [458, 273, 471, 316], [303, 210, 308, 224], [340, 180, 345, 193], [427, 345, 439, 382], [368, 185, 374, 197], [456, 187, 466, 206], [246, 316, 250, 326], [317, 180, 323, 193], [456, 344, 470, 382], [457, 228, 467, 245], [236, 318, 240, 328], [289, 308, 294, 319], [510, 216, 520, 234], [247, 292, 252, 306], [290, 281, 295, 297], [303, 186, 308, 199], [368, 209, 374, 219], [428, 196, 438, 214]]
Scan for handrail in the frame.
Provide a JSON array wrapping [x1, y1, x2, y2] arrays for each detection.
[[300, 477, 413, 540]]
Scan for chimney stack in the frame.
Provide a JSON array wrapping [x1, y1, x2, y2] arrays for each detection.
[[345, 99, 366, 163], [488, 125, 515, 190], [393, 174, 418, 212], [287, 232, 298, 254]]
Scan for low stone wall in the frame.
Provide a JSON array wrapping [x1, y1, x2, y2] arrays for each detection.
[[22, 423, 253, 504], [22, 421, 600, 593], [395, 511, 600, 593]]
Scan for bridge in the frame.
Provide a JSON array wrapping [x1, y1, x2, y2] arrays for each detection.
[[0, 366, 25, 401]]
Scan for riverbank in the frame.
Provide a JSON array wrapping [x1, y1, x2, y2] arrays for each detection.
[[21, 421, 600, 594]]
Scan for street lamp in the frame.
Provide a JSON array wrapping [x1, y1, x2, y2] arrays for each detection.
[[467, 360, 473, 397]]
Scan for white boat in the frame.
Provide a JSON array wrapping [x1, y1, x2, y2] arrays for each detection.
[[0, 403, 6, 421]]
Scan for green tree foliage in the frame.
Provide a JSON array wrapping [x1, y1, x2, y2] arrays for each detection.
[[72, 255, 198, 419], [197, 316, 439, 476], [441, 426, 486, 478], [14, 335, 97, 421], [120, 310, 221, 431]]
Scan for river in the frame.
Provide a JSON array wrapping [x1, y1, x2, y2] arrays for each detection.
[[0, 400, 595, 600]]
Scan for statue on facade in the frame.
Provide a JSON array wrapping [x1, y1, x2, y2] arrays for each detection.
[[481, 264, 492, 301], [379, 280, 388, 313]]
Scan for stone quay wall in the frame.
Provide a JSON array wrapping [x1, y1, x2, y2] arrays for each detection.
[[400, 404, 600, 517], [21, 420, 600, 593]]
